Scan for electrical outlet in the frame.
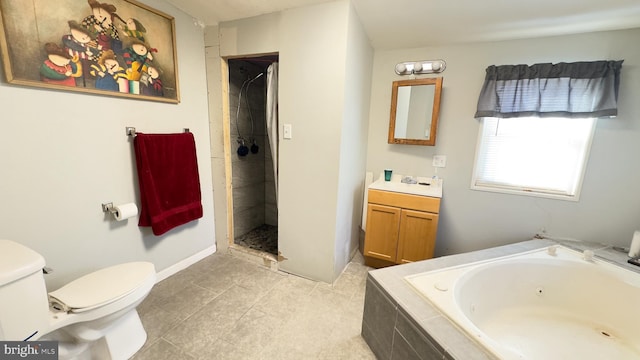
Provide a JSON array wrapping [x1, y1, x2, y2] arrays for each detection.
[[432, 155, 446, 168]]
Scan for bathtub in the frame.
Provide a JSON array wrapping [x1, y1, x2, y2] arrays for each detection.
[[405, 245, 640, 359]]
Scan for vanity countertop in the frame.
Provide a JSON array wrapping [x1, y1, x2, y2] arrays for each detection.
[[368, 177, 442, 198]]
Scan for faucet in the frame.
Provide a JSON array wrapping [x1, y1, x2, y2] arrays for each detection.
[[401, 176, 417, 184]]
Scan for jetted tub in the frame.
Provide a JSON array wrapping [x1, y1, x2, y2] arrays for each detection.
[[405, 245, 640, 359]]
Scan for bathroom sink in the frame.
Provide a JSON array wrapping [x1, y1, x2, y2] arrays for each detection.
[[368, 177, 442, 198]]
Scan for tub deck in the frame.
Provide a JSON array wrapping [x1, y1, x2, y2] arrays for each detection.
[[361, 239, 640, 360]]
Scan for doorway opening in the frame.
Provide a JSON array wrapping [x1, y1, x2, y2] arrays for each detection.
[[226, 55, 279, 259]]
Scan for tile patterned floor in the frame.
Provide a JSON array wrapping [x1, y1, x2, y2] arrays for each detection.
[[133, 251, 375, 359]]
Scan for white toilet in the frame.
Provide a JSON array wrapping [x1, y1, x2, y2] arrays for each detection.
[[0, 239, 156, 360]]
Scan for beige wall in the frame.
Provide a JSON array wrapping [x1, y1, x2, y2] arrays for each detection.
[[0, 0, 216, 290], [365, 28, 640, 254], [204, 2, 640, 281], [333, 4, 373, 279], [204, 26, 228, 252], [209, 0, 372, 283]]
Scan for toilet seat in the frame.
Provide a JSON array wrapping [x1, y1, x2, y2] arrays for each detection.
[[48, 262, 155, 313]]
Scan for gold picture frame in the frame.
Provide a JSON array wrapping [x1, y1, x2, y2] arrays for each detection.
[[0, 0, 179, 103]]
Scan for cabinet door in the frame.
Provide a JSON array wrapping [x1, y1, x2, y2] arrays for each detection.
[[396, 209, 439, 264], [364, 204, 401, 262]]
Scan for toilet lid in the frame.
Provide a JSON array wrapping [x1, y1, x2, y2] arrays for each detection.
[[48, 262, 155, 313]]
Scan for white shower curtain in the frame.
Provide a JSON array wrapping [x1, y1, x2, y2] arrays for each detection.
[[266, 62, 279, 203]]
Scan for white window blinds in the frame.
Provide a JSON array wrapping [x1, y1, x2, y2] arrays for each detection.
[[471, 117, 596, 200]]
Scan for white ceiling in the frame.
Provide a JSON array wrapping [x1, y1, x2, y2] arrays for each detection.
[[165, 0, 640, 49]]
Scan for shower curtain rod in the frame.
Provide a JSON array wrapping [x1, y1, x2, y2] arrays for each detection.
[[233, 58, 278, 63]]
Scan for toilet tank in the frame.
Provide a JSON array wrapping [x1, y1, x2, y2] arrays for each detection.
[[0, 240, 51, 340]]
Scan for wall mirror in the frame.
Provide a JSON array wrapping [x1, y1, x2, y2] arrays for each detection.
[[388, 77, 443, 146]]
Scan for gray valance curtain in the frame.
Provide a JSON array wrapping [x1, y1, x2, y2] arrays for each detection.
[[475, 60, 623, 119]]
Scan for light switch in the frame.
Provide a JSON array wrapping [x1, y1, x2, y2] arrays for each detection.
[[283, 124, 292, 139]]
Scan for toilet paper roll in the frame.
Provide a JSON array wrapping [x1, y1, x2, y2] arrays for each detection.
[[628, 230, 640, 258], [114, 203, 138, 221]]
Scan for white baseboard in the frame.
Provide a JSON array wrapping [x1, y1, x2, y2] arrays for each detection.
[[155, 245, 217, 282]]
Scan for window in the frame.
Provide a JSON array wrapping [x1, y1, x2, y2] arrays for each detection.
[[471, 117, 596, 201], [471, 60, 621, 201]]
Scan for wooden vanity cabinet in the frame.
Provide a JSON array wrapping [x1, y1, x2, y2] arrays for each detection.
[[364, 189, 440, 267]]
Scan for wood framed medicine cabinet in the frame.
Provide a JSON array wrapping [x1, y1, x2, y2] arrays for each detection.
[[388, 77, 443, 146]]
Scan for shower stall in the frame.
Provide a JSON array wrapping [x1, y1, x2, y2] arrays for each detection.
[[227, 56, 279, 256]]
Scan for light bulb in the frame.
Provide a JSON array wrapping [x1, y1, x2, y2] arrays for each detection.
[[413, 62, 423, 73], [432, 61, 442, 71], [395, 63, 408, 74]]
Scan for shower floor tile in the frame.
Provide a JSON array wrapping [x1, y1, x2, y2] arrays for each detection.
[[235, 224, 278, 255]]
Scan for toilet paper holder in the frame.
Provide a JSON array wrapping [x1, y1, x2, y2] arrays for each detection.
[[102, 202, 139, 221], [102, 202, 118, 216]]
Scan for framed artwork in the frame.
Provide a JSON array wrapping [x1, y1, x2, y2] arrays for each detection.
[[0, 0, 179, 103]]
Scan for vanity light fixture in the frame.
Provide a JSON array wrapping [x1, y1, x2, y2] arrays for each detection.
[[395, 60, 446, 75]]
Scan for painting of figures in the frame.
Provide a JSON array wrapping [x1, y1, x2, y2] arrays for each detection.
[[0, 0, 179, 103]]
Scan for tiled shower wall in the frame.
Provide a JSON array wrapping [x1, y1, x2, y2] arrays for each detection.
[[229, 60, 277, 238]]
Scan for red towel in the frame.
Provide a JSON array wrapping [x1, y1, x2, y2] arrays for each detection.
[[134, 132, 203, 235]]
